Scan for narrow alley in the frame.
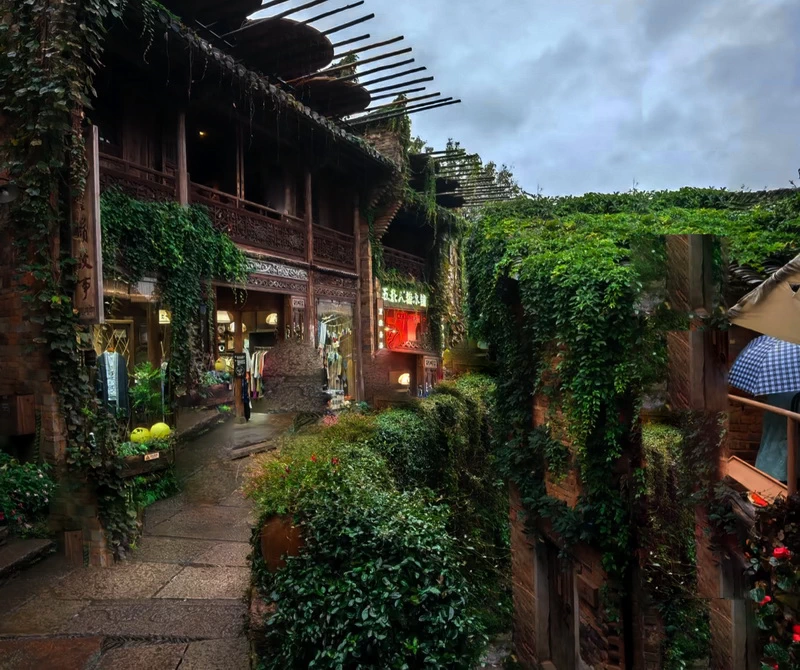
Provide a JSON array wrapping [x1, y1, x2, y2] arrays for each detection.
[[0, 422, 259, 669]]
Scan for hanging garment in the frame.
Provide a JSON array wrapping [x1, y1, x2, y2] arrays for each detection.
[[755, 392, 800, 482], [97, 351, 129, 415], [242, 376, 251, 422]]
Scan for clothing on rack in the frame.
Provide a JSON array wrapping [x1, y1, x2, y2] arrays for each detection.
[[97, 350, 129, 415]]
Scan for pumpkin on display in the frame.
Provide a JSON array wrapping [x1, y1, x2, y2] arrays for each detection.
[[150, 422, 171, 440], [130, 427, 151, 444]]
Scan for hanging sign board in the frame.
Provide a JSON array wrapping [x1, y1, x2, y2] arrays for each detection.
[[291, 297, 306, 309], [424, 357, 439, 370], [73, 126, 104, 324], [382, 287, 428, 309], [234, 353, 247, 379]]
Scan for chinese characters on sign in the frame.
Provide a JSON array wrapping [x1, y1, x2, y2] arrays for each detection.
[[381, 287, 428, 308], [73, 126, 104, 324]]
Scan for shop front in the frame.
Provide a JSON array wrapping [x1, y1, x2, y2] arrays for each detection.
[[365, 286, 442, 408], [214, 259, 362, 420]]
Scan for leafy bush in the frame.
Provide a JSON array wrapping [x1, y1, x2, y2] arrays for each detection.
[[130, 362, 164, 423], [246, 376, 504, 666], [263, 465, 486, 669], [0, 453, 57, 535]]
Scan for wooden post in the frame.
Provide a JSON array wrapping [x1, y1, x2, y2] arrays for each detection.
[[305, 169, 315, 338], [353, 194, 364, 401], [233, 311, 245, 422], [147, 304, 160, 367], [177, 112, 189, 206], [788, 417, 798, 496], [236, 125, 245, 200]]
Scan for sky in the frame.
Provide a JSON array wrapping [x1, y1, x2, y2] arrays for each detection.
[[256, 0, 800, 196]]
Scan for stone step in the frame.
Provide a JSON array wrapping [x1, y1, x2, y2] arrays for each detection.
[[0, 538, 56, 579]]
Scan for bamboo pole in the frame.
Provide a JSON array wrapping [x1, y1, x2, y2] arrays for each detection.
[[323, 13, 374, 36], [336, 35, 404, 58], [371, 87, 426, 101], [302, 1, 364, 26], [332, 33, 370, 49], [361, 66, 427, 88], [333, 58, 415, 83], [349, 98, 461, 125], [365, 75, 432, 94], [289, 46, 413, 84], [224, 0, 335, 37], [350, 96, 451, 120], [355, 92, 441, 115]]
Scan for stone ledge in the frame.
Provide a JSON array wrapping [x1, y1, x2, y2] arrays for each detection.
[[0, 538, 55, 579]]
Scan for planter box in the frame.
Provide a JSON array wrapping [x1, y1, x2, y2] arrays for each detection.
[[120, 448, 175, 478], [260, 515, 304, 573]]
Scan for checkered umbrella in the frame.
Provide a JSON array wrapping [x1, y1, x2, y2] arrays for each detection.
[[729, 335, 800, 396]]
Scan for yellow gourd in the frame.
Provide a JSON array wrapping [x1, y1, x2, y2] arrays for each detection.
[[130, 427, 151, 444], [150, 422, 171, 440], [214, 359, 225, 372]]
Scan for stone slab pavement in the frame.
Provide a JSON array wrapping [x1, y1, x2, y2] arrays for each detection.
[[0, 416, 289, 670]]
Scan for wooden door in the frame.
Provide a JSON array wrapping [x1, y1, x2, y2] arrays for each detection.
[[548, 545, 576, 670]]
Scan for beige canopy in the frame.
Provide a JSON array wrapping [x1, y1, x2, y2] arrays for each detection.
[[728, 255, 800, 344]]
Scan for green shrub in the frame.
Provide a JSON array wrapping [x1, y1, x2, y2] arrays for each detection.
[[130, 362, 164, 424], [0, 453, 56, 535], [247, 376, 505, 665], [264, 478, 487, 669], [371, 409, 435, 489]]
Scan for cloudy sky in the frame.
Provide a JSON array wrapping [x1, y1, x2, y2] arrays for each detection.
[[258, 0, 800, 195]]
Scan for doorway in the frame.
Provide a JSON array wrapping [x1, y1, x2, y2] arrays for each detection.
[[545, 542, 577, 670]]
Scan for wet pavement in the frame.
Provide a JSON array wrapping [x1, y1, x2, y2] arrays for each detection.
[[0, 416, 289, 670]]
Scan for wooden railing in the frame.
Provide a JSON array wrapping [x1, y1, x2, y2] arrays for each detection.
[[98, 153, 176, 202], [383, 247, 426, 282], [313, 225, 356, 271], [191, 183, 307, 261], [727, 394, 800, 497]]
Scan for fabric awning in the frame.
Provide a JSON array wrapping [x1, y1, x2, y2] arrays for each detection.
[[728, 255, 800, 344]]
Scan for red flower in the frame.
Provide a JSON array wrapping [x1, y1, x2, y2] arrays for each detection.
[[760, 595, 772, 606], [311, 454, 318, 463], [774, 547, 792, 560], [794, 633, 800, 643], [331, 458, 340, 467], [794, 624, 800, 635]]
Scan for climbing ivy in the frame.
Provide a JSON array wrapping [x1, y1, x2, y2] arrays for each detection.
[[100, 190, 248, 393], [466, 190, 800, 663]]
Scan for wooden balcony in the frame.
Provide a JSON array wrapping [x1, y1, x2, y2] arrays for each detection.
[[99, 153, 176, 202], [313, 225, 356, 271], [383, 247, 426, 283], [191, 183, 307, 262]]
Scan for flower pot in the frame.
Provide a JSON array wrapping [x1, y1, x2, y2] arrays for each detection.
[[260, 515, 304, 573]]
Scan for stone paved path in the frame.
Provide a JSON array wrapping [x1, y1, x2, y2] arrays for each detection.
[[0, 418, 283, 670]]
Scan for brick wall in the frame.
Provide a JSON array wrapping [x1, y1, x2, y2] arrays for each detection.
[[362, 127, 405, 166], [1, 226, 113, 567]]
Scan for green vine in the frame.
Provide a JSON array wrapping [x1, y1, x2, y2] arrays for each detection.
[[100, 190, 248, 394], [466, 190, 800, 665]]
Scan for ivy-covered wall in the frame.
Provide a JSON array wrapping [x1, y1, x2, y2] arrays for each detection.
[[466, 191, 800, 669]]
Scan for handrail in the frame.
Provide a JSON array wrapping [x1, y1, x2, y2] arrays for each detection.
[[384, 247, 425, 263], [191, 183, 305, 229], [313, 224, 355, 241], [99, 152, 174, 183], [729, 393, 799, 496]]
